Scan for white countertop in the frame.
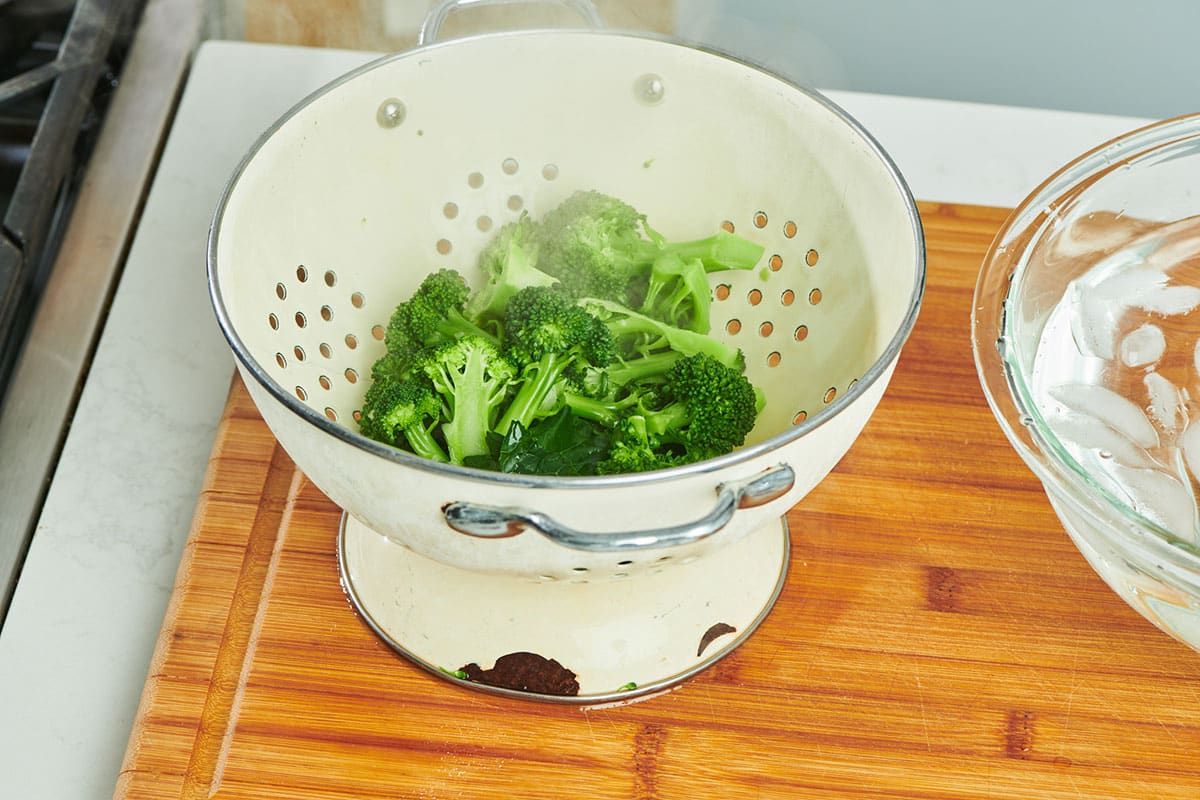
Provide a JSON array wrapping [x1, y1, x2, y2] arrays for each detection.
[[0, 39, 1153, 799]]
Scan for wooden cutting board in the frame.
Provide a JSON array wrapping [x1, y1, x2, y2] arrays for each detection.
[[116, 203, 1200, 799]]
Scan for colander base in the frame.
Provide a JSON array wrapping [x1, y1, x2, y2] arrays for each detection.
[[337, 514, 790, 704]]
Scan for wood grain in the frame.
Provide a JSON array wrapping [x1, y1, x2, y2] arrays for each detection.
[[116, 202, 1200, 799]]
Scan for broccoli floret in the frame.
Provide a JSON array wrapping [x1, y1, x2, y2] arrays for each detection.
[[370, 348, 420, 384], [596, 415, 682, 475], [577, 296, 744, 371], [386, 269, 497, 358], [464, 214, 560, 322], [559, 364, 671, 426], [641, 353, 760, 462], [495, 285, 615, 435], [583, 353, 758, 472], [536, 191, 649, 301], [536, 190, 764, 303], [419, 335, 517, 465], [358, 375, 449, 463]]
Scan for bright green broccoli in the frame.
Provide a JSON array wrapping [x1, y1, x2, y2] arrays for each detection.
[[464, 214, 559, 323], [386, 268, 497, 359], [357, 190, 766, 476], [495, 285, 615, 435], [560, 389, 641, 428], [640, 352, 759, 463], [596, 415, 682, 475], [603, 350, 683, 385], [357, 375, 449, 463], [639, 253, 712, 333], [645, 224, 766, 274], [577, 296, 744, 371], [581, 352, 758, 473], [419, 335, 517, 465], [536, 190, 764, 303]]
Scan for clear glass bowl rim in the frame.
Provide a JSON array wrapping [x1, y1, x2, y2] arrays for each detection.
[[971, 110, 1200, 566]]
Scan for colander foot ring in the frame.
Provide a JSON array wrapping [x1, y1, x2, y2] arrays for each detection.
[[337, 513, 790, 704]]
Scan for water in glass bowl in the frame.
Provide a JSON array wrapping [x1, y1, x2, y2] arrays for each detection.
[[1029, 215, 1200, 547]]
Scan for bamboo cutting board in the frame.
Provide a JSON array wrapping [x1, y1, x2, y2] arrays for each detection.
[[117, 203, 1200, 799]]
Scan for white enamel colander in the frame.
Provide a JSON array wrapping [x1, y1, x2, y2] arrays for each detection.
[[207, 13, 925, 587]]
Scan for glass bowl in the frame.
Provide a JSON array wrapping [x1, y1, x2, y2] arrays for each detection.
[[973, 113, 1200, 650]]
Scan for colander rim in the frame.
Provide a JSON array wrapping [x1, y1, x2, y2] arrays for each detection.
[[207, 28, 926, 488]]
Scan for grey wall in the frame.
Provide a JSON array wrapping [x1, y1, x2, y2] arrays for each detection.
[[675, 1, 1197, 119]]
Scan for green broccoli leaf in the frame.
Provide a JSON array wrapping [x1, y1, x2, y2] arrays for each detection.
[[498, 408, 613, 476]]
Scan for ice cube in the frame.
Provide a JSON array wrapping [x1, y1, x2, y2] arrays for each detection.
[[1089, 265, 1170, 305], [1119, 323, 1166, 368], [1047, 383, 1159, 448], [1109, 462, 1198, 542], [1066, 281, 1120, 360], [1174, 435, 1200, 545], [1092, 264, 1200, 314], [1144, 371, 1187, 434], [1072, 269, 1200, 361], [1179, 423, 1200, 491], [1133, 284, 1200, 316], [1046, 410, 1155, 468]]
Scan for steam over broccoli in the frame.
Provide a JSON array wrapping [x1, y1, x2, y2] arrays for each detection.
[[535, 190, 765, 307], [464, 214, 558, 323], [357, 190, 766, 474]]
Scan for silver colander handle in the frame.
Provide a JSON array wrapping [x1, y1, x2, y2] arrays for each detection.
[[418, 0, 604, 46], [442, 464, 795, 552]]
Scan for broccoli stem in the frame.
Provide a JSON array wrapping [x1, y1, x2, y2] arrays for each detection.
[[561, 391, 635, 427], [402, 423, 449, 463], [441, 347, 496, 464], [438, 311, 498, 346], [495, 352, 567, 435], [466, 230, 558, 322], [606, 351, 682, 385], [605, 311, 743, 369], [642, 402, 690, 437], [639, 228, 764, 272]]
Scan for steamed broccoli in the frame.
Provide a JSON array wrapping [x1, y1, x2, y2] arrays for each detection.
[[464, 214, 559, 323], [357, 190, 766, 476], [586, 354, 757, 473], [386, 268, 497, 359], [419, 335, 517, 465], [536, 190, 764, 304], [639, 253, 712, 333], [604, 350, 683, 385], [560, 389, 642, 428], [358, 375, 449, 463], [494, 285, 614, 435], [596, 414, 685, 475], [639, 352, 759, 462], [535, 191, 648, 301], [578, 296, 744, 371]]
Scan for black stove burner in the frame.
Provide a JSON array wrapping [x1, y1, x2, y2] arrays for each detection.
[[0, 1, 75, 73], [0, 0, 141, 399]]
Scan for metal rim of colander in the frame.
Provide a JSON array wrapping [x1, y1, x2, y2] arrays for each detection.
[[207, 28, 927, 489], [972, 111, 1200, 566]]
